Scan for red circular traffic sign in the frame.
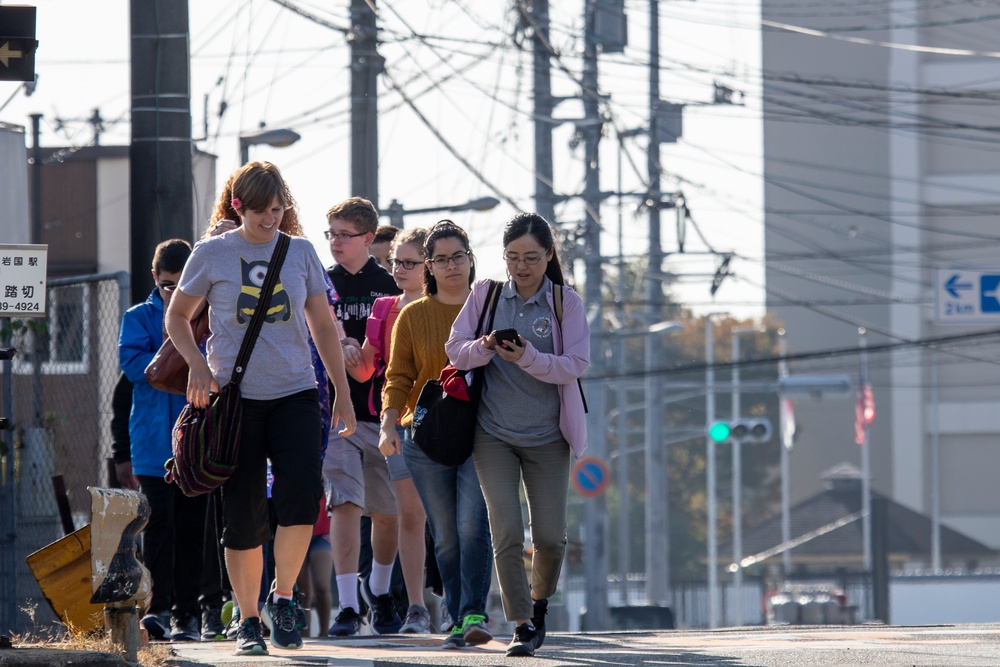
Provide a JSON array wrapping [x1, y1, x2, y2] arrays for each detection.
[[571, 456, 610, 498]]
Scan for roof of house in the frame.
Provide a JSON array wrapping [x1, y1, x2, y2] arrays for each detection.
[[720, 463, 997, 566]]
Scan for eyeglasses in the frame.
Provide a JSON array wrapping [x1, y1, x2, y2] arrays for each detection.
[[324, 230, 368, 242], [427, 251, 471, 268], [389, 258, 421, 271], [503, 252, 545, 266], [157, 283, 178, 293]]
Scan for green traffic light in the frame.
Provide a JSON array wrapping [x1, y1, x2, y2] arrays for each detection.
[[709, 421, 731, 442]]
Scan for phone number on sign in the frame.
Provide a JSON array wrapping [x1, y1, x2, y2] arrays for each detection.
[[0, 302, 41, 312]]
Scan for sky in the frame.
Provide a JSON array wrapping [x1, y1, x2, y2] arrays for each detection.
[[0, 0, 763, 319]]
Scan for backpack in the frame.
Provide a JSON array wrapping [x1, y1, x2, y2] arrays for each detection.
[[364, 295, 400, 415]]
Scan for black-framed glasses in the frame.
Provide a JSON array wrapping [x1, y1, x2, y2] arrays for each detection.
[[503, 252, 544, 266], [324, 230, 368, 242], [428, 251, 471, 268], [389, 258, 421, 271]]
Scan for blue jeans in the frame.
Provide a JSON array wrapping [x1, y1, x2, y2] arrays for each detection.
[[402, 427, 492, 623]]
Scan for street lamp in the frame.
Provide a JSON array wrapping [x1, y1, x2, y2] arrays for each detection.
[[239, 127, 301, 165], [643, 321, 683, 607], [704, 311, 728, 629], [610, 321, 683, 606], [730, 324, 765, 626], [385, 196, 500, 228]]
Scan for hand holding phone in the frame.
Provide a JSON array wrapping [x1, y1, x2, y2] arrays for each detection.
[[492, 328, 520, 349]]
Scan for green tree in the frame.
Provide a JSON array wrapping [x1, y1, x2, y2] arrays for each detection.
[[568, 258, 784, 583]]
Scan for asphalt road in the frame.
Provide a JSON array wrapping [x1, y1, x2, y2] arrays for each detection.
[[168, 623, 1000, 666], [6, 624, 1000, 666]]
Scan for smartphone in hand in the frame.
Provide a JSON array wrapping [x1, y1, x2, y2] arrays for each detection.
[[493, 328, 520, 348]]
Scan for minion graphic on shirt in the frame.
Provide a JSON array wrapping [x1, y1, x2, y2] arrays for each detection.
[[236, 257, 291, 324]]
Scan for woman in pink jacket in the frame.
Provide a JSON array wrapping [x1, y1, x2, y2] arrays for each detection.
[[445, 212, 589, 658]]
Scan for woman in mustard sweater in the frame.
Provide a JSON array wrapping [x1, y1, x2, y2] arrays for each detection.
[[378, 221, 493, 649]]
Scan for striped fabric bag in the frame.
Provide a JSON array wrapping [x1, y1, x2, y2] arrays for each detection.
[[165, 381, 243, 496]]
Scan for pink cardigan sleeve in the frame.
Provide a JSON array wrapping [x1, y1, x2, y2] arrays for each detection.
[[445, 279, 497, 370]]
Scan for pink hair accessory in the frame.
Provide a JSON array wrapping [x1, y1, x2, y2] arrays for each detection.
[[230, 197, 242, 210]]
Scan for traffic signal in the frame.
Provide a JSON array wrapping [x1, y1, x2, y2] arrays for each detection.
[[708, 421, 731, 442], [708, 418, 772, 443]]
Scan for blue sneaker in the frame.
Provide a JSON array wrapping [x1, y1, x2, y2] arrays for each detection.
[[262, 592, 303, 650], [359, 574, 402, 634], [327, 606, 363, 637]]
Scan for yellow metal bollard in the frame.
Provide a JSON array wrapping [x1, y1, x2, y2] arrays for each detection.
[[88, 487, 151, 662]]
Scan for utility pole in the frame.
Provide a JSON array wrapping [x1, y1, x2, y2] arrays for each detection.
[[524, 0, 556, 225], [581, 0, 608, 631], [644, 0, 669, 608], [706, 314, 719, 628], [779, 332, 792, 573], [350, 0, 381, 204], [129, 0, 194, 304]]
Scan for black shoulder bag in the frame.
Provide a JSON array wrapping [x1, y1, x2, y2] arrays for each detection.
[[411, 280, 502, 467]]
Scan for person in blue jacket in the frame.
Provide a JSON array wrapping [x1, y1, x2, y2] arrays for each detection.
[[119, 238, 224, 642]]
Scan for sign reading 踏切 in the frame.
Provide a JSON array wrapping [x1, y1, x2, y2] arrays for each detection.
[[933, 267, 1000, 325], [0, 244, 47, 317]]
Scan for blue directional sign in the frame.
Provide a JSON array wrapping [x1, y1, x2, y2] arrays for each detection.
[[981, 275, 1000, 313], [934, 268, 1000, 325]]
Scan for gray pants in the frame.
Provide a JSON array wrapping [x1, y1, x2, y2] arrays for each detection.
[[471, 426, 571, 622]]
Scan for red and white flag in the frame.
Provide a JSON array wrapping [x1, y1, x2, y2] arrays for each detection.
[[854, 367, 876, 445]]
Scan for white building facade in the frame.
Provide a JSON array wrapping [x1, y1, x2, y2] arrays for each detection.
[[763, 1, 1000, 553]]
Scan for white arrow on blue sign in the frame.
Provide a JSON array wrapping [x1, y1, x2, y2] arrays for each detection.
[[934, 267, 1000, 325]]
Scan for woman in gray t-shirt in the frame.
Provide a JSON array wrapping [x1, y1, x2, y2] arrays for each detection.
[[165, 161, 356, 656]]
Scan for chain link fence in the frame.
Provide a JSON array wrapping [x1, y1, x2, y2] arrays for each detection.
[[1, 272, 128, 635]]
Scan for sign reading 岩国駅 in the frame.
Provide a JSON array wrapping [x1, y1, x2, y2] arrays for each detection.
[[933, 267, 1000, 325], [0, 245, 47, 317]]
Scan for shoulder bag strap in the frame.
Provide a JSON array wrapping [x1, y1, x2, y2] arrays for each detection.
[[553, 284, 588, 413], [475, 280, 502, 338], [230, 233, 290, 387]]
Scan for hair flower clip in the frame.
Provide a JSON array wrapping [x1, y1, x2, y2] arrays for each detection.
[[231, 197, 242, 210]]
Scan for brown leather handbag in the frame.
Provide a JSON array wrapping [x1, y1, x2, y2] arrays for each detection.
[[145, 302, 209, 395]]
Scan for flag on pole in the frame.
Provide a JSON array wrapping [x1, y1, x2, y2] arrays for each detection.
[[855, 365, 876, 445], [780, 397, 796, 450]]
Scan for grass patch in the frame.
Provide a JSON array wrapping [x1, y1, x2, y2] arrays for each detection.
[[11, 603, 174, 666]]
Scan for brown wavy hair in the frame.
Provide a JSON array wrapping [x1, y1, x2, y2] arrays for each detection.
[[204, 161, 304, 238]]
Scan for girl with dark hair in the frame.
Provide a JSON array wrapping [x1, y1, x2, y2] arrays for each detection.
[[377, 220, 494, 649], [446, 212, 590, 657]]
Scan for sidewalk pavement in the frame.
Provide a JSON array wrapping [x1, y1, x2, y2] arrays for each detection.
[[7, 623, 1000, 666]]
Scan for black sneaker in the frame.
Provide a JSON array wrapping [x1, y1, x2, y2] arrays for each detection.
[[441, 621, 465, 650], [225, 606, 242, 640], [201, 606, 226, 641], [359, 574, 402, 634], [531, 598, 548, 649], [462, 614, 492, 645], [140, 611, 171, 640], [328, 607, 363, 637], [234, 617, 268, 656], [292, 586, 309, 631], [506, 622, 538, 657], [170, 613, 200, 642], [262, 592, 303, 650]]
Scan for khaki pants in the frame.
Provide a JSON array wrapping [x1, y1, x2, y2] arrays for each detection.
[[471, 426, 571, 622]]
